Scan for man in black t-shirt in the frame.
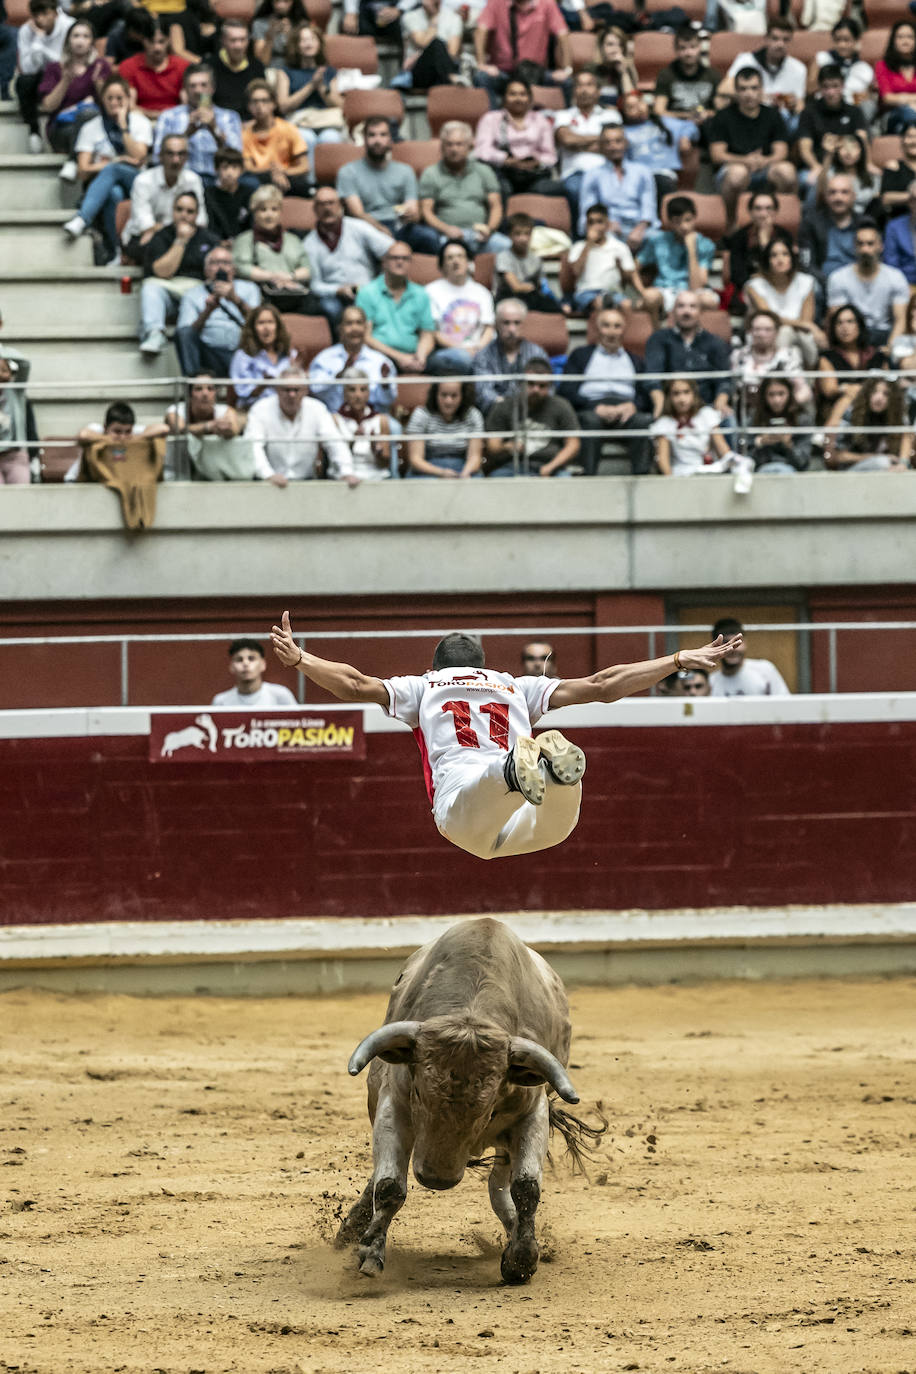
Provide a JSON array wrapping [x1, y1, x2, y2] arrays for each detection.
[[654, 25, 722, 124], [211, 18, 266, 119], [709, 68, 796, 229], [880, 124, 916, 221], [485, 360, 581, 477], [139, 191, 221, 355], [797, 64, 868, 194]]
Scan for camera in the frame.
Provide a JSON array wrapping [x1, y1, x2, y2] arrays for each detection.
[[214, 267, 230, 283]]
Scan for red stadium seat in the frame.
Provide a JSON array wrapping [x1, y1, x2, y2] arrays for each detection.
[[790, 32, 833, 64], [859, 29, 890, 65], [569, 32, 598, 70], [324, 35, 378, 74], [314, 142, 362, 186], [620, 311, 655, 358], [40, 438, 81, 482], [700, 308, 731, 343], [427, 86, 489, 137], [644, 0, 704, 18], [531, 85, 564, 111], [865, 0, 900, 27], [871, 135, 902, 169], [4, 0, 31, 21], [395, 379, 430, 415], [342, 89, 405, 133], [736, 191, 801, 237], [212, 0, 256, 21], [279, 199, 316, 234], [391, 140, 440, 176], [632, 33, 675, 88], [283, 313, 333, 364], [408, 254, 439, 286], [523, 311, 569, 357], [506, 193, 571, 234], [473, 253, 495, 290], [662, 192, 727, 243], [304, 0, 331, 29], [709, 33, 759, 73]]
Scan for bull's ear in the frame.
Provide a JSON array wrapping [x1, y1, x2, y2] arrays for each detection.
[[377, 1045, 414, 1065], [507, 1065, 548, 1088]]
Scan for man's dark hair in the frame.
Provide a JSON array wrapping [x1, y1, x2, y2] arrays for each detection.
[[832, 16, 860, 38], [818, 63, 844, 85], [506, 211, 535, 232], [525, 357, 553, 375], [855, 217, 881, 237], [364, 114, 393, 136], [214, 146, 244, 168], [183, 62, 214, 86], [667, 194, 696, 219], [104, 401, 135, 429], [767, 15, 794, 33], [29, 0, 56, 14], [228, 638, 265, 658], [437, 238, 468, 268], [674, 23, 700, 44], [735, 67, 763, 87], [174, 188, 200, 210], [712, 617, 742, 639], [431, 633, 485, 671], [585, 202, 609, 218]]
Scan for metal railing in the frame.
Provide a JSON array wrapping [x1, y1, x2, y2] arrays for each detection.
[[1, 621, 914, 705]]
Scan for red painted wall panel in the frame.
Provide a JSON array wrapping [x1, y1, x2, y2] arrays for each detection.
[[1, 722, 914, 927]]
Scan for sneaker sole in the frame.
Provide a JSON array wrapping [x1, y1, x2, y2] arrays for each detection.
[[512, 736, 545, 806], [536, 729, 586, 785]]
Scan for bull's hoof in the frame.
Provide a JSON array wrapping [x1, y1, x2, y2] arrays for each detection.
[[500, 1237, 539, 1285], [358, 1250, 384, 1277]]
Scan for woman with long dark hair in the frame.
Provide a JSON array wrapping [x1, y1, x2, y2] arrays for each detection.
[[270, 22, 344, 164], [751, 376, 810, 473], [746, 237, 823, 367], [875, 21, 916, 133], [406, 372, 484, 479], [829, 374, 913, 470], [818, 302, 887, 422]]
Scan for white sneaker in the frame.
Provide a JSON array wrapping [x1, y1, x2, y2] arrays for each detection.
[[63, 214, 86, 239], [28, 132, 43, 154], [733, 456, 755, 496], [139, 329, 167, 356], [58, 158, 78, 182]]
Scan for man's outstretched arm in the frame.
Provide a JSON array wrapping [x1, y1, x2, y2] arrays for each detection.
[[548, 635, 743, 708], [270, 611, 389, 706]]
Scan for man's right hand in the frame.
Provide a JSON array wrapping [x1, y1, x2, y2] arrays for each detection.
[[268, 472, 289, 488], [175, 220, 197, 242], [336, 284, 358, 301], [270, 609, 301, 665]]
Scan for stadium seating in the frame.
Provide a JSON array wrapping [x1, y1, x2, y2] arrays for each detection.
[[568, 33, 599, 70], [474, 254, 495, 290], [865, 0, 902, 28], [632, 34, 675, 88], [391, 141, 440, 176], [709, 34, 760, 73], [859, 30, 890, 65], [324, 36, 378, 74], [279, 199, 316, 234], [523, 312, 569, 358], [342, 90, 405, 134], [40, 439, 80, 483], [531, 86, 564, 111], [395, 379, 430, 414], [791, 32, 833, 64], [506, 194, 571, 234], [427, 87, 489, 137], [313, 142, 362, 186], [4, 0, 30, 22], [645, 0, 704, 19], [871, 136, 902, 170], [281, 313, 333, 364], [304, 0, 332, 28], [408, 254, 439, 286]]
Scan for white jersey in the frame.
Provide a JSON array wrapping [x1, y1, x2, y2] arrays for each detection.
[[709, 658, 790, 697], [383, 666, 560, 803], [211, 683, 298, 707]]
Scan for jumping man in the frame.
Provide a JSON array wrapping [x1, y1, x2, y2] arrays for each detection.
[[270, 613, 742, 860]]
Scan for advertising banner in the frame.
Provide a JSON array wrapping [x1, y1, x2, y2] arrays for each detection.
[[149, 709, 366, 762]]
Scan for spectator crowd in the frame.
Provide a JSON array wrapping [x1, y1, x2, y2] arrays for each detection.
[[4, 0, 916, 484]]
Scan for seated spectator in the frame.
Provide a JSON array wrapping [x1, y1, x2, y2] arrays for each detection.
[[592, 26, 637, 110], [749, 375, 811, 473], [242, 78, 310, 200], [473, 77, 561, 199], [405, 372, 484, 479], [168, 0, 220, 65], [577, 125, 658, 251], [166, 371, 250, 480], [796, 63, 868, 198], [393, 0, 464, 92], [708, 617, 790, 697], [638, 195, 717, 316], [419, 121, 512, 256], [827, 374, 913, 471], [883, 184, 916, 285], [330, 368, 398, 481], [879, 124, 916, 222], [252, 0, 304, 67], [553, 69, 621, 226], [229, 303, 297, 406], [17, 0, 74, 153], [520, 639, 559, 677], [118, 133, 205, 265], [653, 24, 721, 126], [73, 403, 170, 490], [152, 63, 242, 186], [341, 0, 402, 42], [62, 75, 152, 263], [708, 68, 795, 230], [308, 304, 397, 415], [337, 116, 438, 256], [798, 174, 861, 284], [119, 16, 191, 120], [304, 187, 392, 327], [723, 190, 793, 299], [731, 307, 813, 426], [472, 0, 571, 108], [473, 297, 550, 413], [269, 22, 344, 168], [204, 147, 250, 239], [887, 291, 916, 371], [246, 368, 356, 485], [567, 202, 657, 318], [485, 358, 580, 477], [103, 5, 149, 66], [559, 304, 653, 475], [679, 668, 710, 696], [645, 290, 732, 422], [426, 242, 496, 375], [495, 211, 565, 313], [618, 90, 698, 209], [720, 17, 807, 140], [650, 377, 734, 477], [810, 19, 873, 112], [0, 345, 31, 485], [38, 19, 110, 165], [233, 184, 317, 315], [827, 221, 909, 346], [809, 135, 878, 220], [212, 637, 298, 707], [174, 244, 260, 376], [355, 242, 436, 375], [211, 19, 267, 119], [874, 21, 916, 136], [745, 238, 823, 368], [138, 189, 221, 355], [817, 302, 887, 423]]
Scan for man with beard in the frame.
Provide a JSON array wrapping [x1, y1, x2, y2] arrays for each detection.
[[485, 359, 580, 476], [336, 116, 439, 254], [826, 221, 909, 346]]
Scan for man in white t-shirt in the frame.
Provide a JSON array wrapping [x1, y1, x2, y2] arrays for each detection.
[[270, 613, 742, 859], [212, 638, 298, 708], [708, 616, 790, 696], [553, 70, 621, 225], [426, 241, 496, 375], [567, 203, 657, 317]]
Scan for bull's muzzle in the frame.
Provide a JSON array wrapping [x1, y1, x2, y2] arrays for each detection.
[[414, 1165, 464, 1191]]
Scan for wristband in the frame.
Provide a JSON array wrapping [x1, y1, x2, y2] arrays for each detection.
[[673, 650, 683, 671]]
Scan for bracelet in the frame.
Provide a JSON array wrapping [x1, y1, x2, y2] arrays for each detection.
[[673, 650, 683, 671]]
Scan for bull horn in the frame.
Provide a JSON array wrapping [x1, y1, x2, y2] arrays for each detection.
[[509, 1037, 579, 1103], [348, 1021, 421, 1076]]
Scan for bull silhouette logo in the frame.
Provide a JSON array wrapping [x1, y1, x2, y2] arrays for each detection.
[[160, 713, 218, 758]]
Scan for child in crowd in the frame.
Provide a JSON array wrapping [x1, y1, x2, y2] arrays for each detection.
[[331, 368, 397, 481], [638, 194, 718, 317], [566, 202, 657, 317], [494, 212, 567, 314], [204, 148, 251, 240], [651, 377, 754, 490], [751, 376, 811, 472]]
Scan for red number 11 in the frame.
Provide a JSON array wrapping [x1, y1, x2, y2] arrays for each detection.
[[442, 700, 510, 751]]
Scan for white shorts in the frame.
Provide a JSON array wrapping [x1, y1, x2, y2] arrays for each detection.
[[433, 754, 582, 861]]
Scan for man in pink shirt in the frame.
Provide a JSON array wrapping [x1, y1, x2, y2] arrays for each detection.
[[473, 76, 561, 197], [473, 0, 571, 107]]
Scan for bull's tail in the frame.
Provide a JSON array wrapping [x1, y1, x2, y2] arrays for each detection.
[[548, 1098, 609, 1176]]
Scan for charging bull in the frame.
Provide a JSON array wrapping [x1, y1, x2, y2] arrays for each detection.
[[336, 917, 604, 1284]]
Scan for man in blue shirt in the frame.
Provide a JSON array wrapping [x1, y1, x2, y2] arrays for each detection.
[[577, 125, 658, 252], [355, 243, 436, 374], [644, 290, 732, 422], [638, 195, 720, 314], [174, 245, 260, 377], [883, 183, 916, 285], [152, 65, 242, 185]]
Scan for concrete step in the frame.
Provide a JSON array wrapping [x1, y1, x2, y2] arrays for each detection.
[[33, 385, 177, 439], [0, 155, 73, 210], [24, 333, 181, 385], [0, 113, 32, 155], [0, 269, 142, 330], [0, 211, 95, 264]]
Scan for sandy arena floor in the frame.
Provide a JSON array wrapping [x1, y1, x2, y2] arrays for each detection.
[[1, 975, 914, 1374]]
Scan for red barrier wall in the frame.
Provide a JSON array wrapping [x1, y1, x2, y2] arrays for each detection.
[[1, 721, 914, 927]]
